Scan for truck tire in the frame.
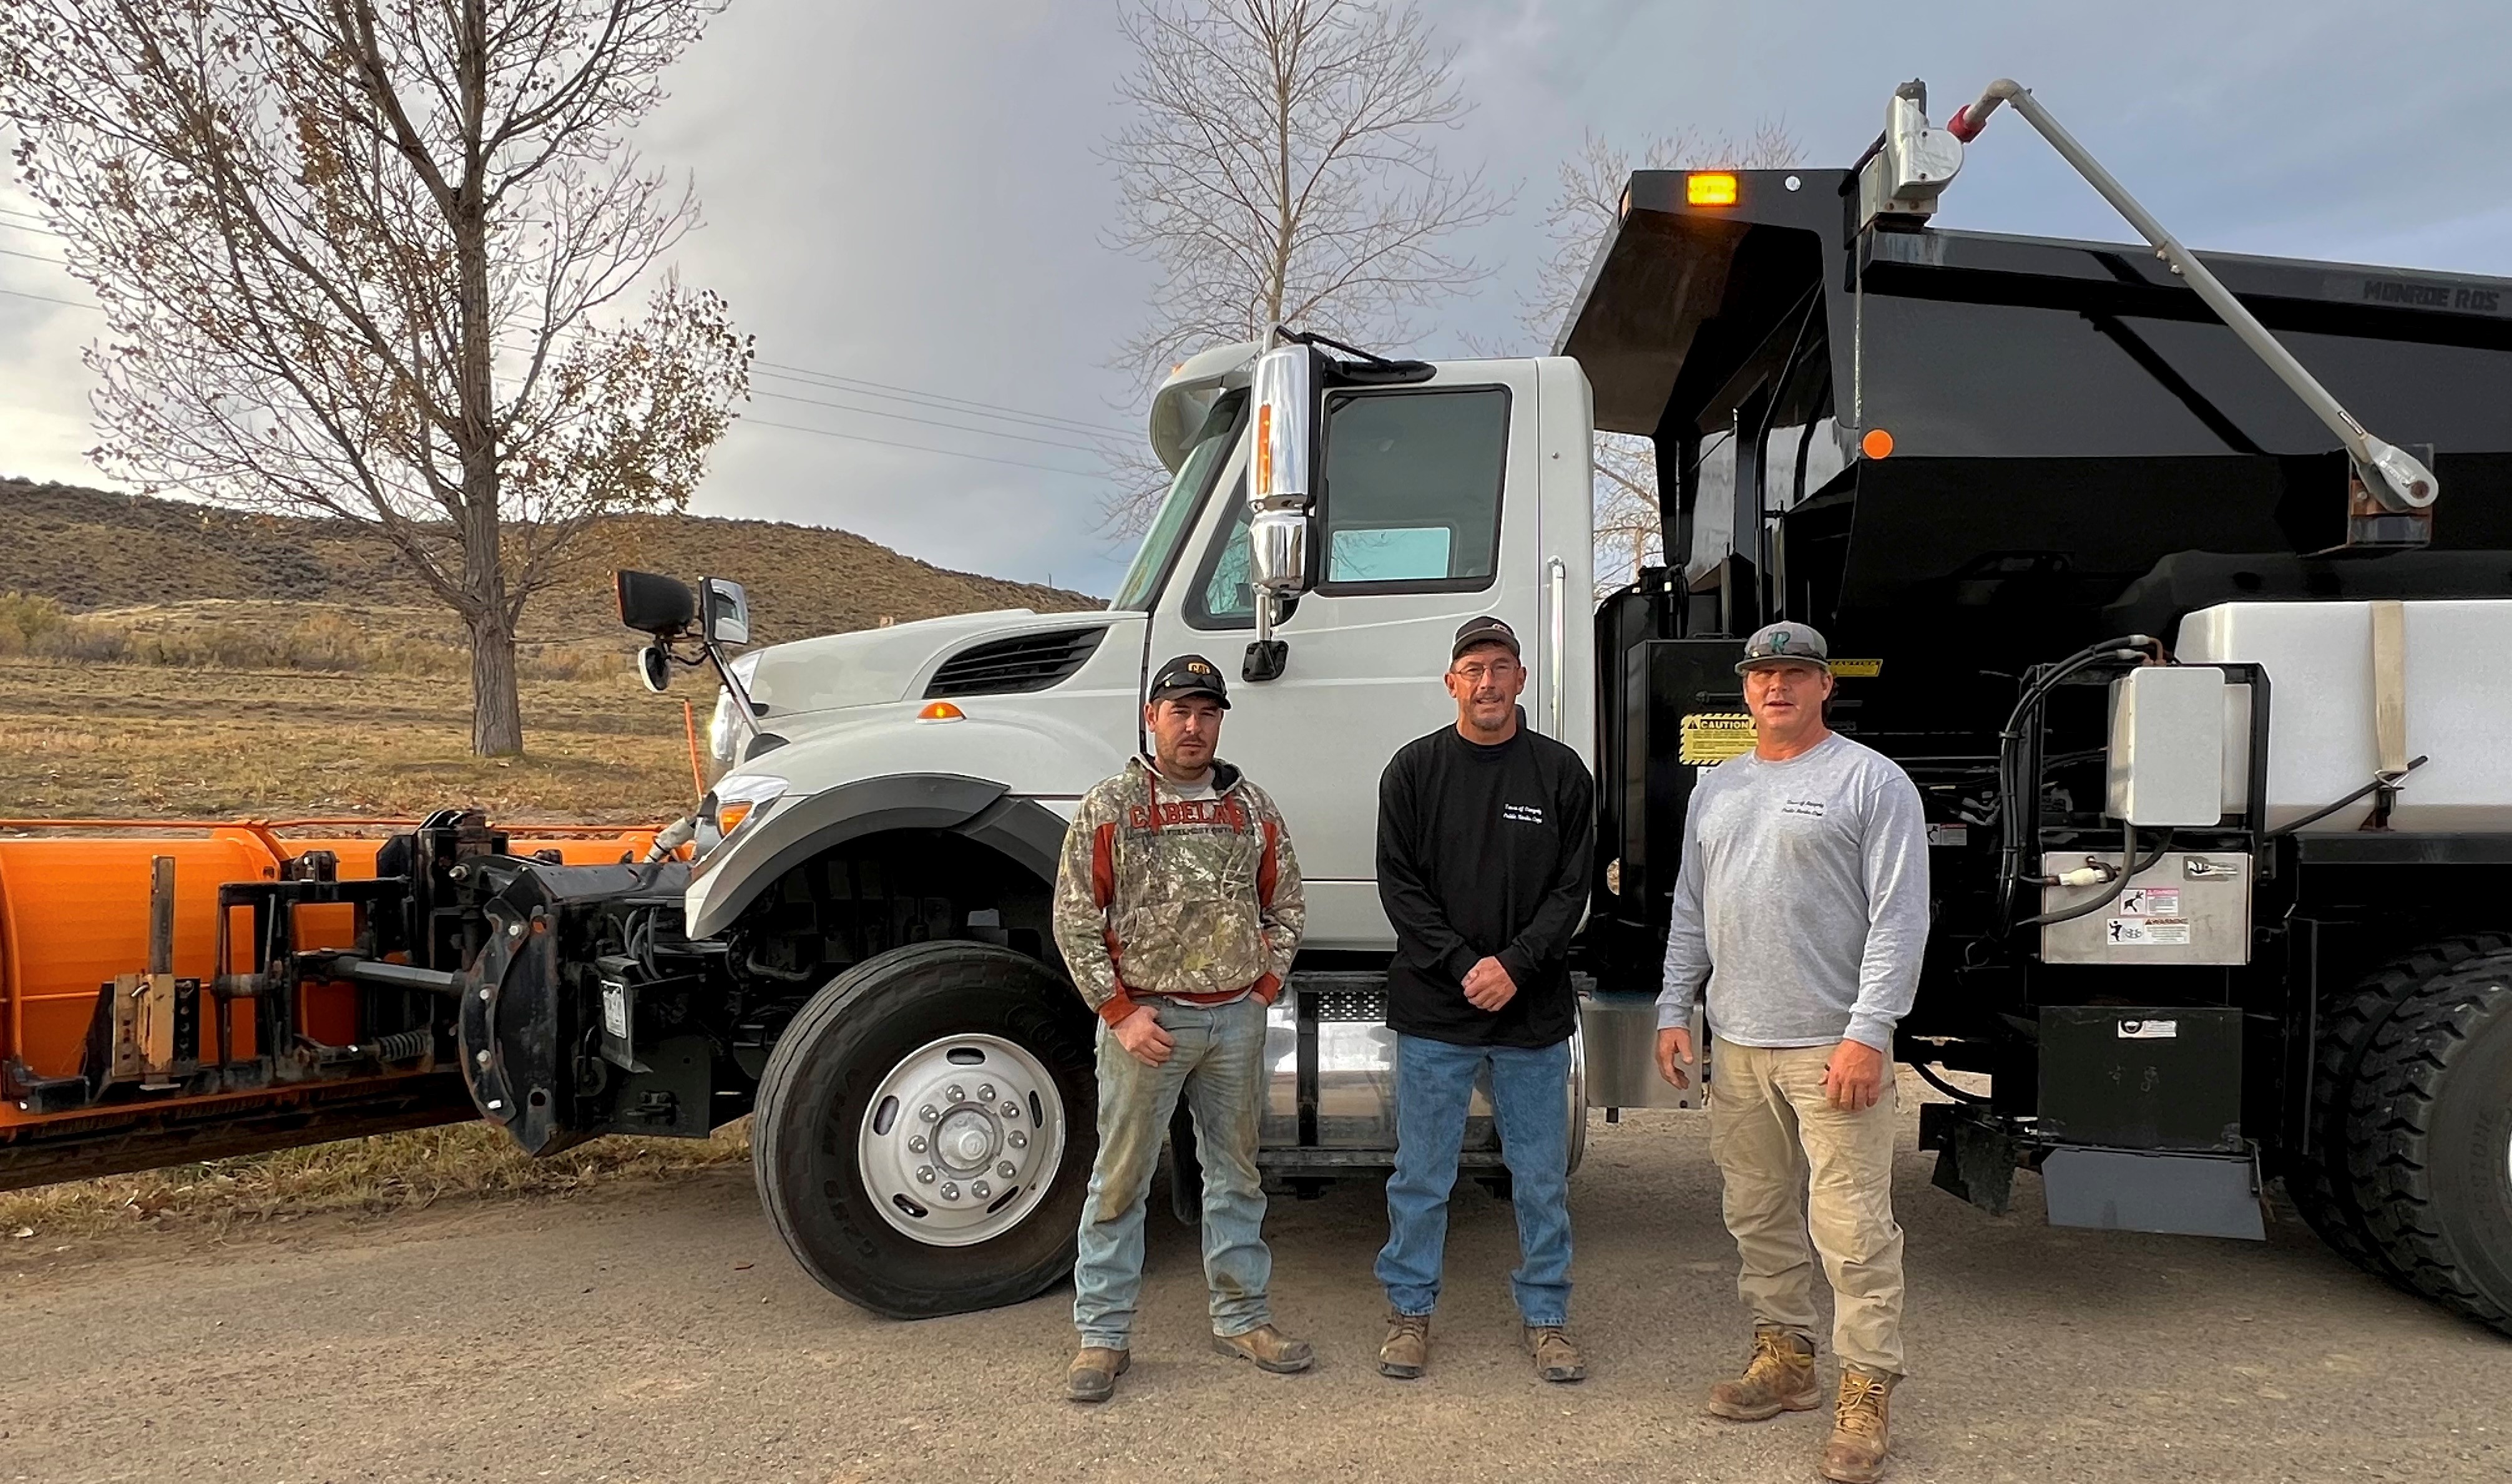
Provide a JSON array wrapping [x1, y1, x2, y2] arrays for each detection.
[[2343, 943, 2512, 1335], [751, 940, 1097, 1319], [2291, 933, 2509, 1285]]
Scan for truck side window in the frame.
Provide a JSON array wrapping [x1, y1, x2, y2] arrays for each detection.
[[1185, 477, 1256, 628], [1316, 386, 1508, 593]]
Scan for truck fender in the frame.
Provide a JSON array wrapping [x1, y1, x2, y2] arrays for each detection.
[[685, 773, 1067, 939]]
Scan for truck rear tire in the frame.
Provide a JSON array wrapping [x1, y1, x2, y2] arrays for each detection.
[[2343, 942, 2512, 1335], [751, 940, 1097, 1319], [2290, 933, 2509, 1286]]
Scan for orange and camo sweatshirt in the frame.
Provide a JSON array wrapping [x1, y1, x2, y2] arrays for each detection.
[[1051, 757, 1304, 1027]]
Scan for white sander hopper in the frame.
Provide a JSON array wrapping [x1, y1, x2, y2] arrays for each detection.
[[2179, 599, 2512, 833]]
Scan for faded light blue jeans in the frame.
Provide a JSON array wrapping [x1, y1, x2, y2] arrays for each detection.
[[1072, 996, 1273, 1349], [1376, 1032, 1573, 1327]]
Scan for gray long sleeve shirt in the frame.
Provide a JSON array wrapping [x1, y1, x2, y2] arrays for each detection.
[[1656, 732, 1930, 1053]]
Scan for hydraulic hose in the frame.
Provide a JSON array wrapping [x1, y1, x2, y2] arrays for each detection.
[[1993, 637, 2154, 926]]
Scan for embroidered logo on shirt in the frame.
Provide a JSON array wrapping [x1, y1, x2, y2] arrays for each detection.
[[1779, 798, 1827, 818], [1502, 803, 1547, 825]]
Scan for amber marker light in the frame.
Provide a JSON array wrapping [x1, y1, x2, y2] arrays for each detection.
[[1686, 172, 1739, 207], [918, 700, 966, 721], [716, 799, 759, 833], [1254, 403, 1274, 496], [1861, 427, 1896, 459]]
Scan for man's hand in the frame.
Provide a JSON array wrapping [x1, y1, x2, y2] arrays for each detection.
[[1112, 1004, 1175, 1067], [1654, 1025, 1694, 1089], [1462, 956, 1518, 1012], [1822, 1038, 1886, 1111]]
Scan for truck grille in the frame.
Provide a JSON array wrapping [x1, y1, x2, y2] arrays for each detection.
[[926, 628, 1107, 698]]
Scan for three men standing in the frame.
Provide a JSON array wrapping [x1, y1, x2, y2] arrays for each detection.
[[1053, 654, 1312, 1403], [1656, 622, 1930, 1484], [1372, 617, 1596, 1385]]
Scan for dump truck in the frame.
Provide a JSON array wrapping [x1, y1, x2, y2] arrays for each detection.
[[4, 78, 2508, 1336]]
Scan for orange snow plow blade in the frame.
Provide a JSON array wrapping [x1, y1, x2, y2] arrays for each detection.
[[0, 816, 666, 1189]]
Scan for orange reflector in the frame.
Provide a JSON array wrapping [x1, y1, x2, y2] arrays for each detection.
[[1255, 403, 1274, 495], [1686, 172, 1739, 207], [918, 700, 966, 721], [716, 800, 758, 834], [1861, 427, 1895, 459]]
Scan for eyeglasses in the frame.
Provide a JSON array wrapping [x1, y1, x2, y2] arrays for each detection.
[[1452, 661, 1519, 683]]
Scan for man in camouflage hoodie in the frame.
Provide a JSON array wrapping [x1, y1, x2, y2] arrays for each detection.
[[1052, 653, 1308, 1403]]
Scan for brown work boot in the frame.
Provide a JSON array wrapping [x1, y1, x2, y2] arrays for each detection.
[[1706, 1324, 1820, 1421], [1525, 1324, 1586, 1383], [1211, 1323, 1315, 1374], [1820, 1366, 1897, 1483], [1378, 1310, 1431, 1379], [1065, 1346, 1130, 1403]]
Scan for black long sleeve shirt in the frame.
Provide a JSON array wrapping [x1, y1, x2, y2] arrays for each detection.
[[1376, 716, 1595, 1048]]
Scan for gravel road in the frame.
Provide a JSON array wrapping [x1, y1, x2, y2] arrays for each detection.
[[4, 1093, 2505, 1483]]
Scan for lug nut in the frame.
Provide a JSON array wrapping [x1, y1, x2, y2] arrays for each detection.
[[971, 1181, 990, 1200], [1007, 1130, 1028, 1149], [907, 1135, 927, 1153], [997, 1161, 1016, 1178], [919, 1104, 939, 1123], [946, 1084, 965, 1103], [999, 1101, 1020, 1118], [977, 1084, 996, 1103], [916, 1166, 935, 1184], [939, 1183, 960, 1201]]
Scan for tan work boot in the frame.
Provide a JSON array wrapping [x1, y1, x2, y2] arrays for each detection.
[[1820, 1367, 1897, 1483], [1378, 1310, 1431, 1379], [1211, 1323, 1315, 1374], [1706, 1324, 1820, 1421], [1525, 1324, 1586, 1383], [1065, 1346, 1130, 1403]]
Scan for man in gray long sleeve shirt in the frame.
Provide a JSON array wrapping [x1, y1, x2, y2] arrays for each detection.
[[1653, 622, 1928, 1484]]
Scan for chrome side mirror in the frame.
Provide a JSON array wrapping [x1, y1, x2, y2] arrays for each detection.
[[1244, 344, 1319, 680]]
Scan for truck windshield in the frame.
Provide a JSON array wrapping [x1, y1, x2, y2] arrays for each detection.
[[1108, 390, 1244, 611]]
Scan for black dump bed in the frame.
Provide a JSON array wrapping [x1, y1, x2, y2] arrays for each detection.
[[1563, 167, 2512, 691], [1565, 168, 2512, 955]]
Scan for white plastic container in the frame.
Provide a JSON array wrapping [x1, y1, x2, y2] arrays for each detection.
[[2177, 600, 2512, 832]]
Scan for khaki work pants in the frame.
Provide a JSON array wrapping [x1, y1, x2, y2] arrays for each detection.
[[1708, 1037, 1906, 1376]]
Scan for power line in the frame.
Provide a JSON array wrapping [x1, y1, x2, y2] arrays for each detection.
[[0, 245, 69, 266], [0, 215, 65, 239], [752, 358, 1132, 439], [750, 386, 1116, 456], [0, 285, 98, 311], [740, 416, 1098, 477]]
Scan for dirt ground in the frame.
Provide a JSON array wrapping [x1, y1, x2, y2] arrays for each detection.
[[4, 1094, 2505, 1484]]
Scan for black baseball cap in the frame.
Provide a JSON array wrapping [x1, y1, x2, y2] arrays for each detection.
[[1148, 653, 1231, 708], [1451, 615, 1521, 661]]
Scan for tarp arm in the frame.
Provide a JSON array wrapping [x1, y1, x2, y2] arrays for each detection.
[[1949, 79, 2438, 524]]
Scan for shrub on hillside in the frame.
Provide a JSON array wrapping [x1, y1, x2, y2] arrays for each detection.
[[0, 591, 67, 655]]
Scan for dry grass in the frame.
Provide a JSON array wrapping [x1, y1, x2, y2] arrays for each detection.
[[0, 1123, 750, 1246], [0, 655, 700, 821]]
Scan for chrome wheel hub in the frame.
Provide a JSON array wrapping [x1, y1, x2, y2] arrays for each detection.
[[858, 1034, 1065, 1247]]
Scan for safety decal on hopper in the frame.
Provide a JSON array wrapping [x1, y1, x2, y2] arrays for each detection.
[[1830, 658, 1882, 678], [2106, 917, 2191, 946], [1679, 713, 1756, 764]]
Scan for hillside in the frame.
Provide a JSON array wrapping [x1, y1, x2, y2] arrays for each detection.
[[0, 479, 1102, 646]]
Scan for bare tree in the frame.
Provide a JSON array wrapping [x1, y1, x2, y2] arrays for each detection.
[[0, 0, 753, 755], [1525, 127, 1801, 595], [1098, 0, 1504, 533]]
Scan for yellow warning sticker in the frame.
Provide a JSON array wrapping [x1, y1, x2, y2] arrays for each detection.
[[1679, 713, 1757, 764], [1830, 658, 1882, 678]]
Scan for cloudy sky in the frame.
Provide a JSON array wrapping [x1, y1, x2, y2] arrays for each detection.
[[4, 0, 2508, 598]]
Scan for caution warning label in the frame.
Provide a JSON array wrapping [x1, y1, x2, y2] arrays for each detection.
[[1679, 713, 1757, 764]]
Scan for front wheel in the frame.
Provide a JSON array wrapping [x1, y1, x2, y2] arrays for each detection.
[[751, 941, 1097, 1318]]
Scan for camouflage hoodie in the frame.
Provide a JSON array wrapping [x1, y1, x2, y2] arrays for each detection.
[[1052, 756, 1304, 1026]]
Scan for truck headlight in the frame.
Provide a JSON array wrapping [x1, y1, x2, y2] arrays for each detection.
[[707, 773, 789, 840]]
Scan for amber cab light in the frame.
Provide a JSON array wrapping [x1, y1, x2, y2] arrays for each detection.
[[1686, 172, 1739, 207], [918, 700, 966, 721], [1861, 427, 1896, 459]]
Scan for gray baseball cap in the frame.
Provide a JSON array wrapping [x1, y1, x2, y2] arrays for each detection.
[[1736, 621, 1832, 675]]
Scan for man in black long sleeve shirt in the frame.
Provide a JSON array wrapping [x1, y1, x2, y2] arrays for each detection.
[[1372, 615, 1595, 1387]]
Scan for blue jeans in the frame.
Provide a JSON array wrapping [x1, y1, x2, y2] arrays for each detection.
[[1072, 996, 1273, 1349], [1376, 1032, 1573, 1327]]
